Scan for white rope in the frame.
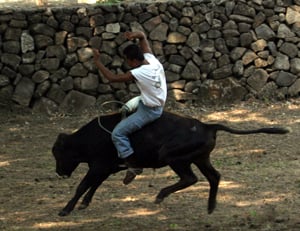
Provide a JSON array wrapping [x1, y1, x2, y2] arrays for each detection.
[[97, 100, 130, 135]]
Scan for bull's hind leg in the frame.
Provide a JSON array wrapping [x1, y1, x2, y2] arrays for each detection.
[[193, 158, 220, 214], [155, 162, 197, 204]]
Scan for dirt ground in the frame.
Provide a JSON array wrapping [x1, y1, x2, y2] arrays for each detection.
[[0, 99, 299, 231]]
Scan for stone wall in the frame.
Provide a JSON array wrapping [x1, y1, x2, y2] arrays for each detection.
[[1, 0, 300, 113]]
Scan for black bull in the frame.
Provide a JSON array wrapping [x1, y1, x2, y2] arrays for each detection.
[[52, 111, 289, 216]]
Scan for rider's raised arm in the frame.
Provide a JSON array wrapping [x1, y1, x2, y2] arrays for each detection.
[[124, 31, 152, 54]]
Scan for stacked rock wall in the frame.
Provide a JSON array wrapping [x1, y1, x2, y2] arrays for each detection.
[[0, 0, 300, 113]]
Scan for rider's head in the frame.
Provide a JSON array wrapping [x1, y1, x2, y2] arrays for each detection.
[[123, 44, 145, 68]]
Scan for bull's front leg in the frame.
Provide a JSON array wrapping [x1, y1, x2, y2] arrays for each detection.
[[59, 175, 90, 216], [59, 171, 109, 216]]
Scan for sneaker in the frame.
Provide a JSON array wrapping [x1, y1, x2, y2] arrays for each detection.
[[123, 168, 143, 185]]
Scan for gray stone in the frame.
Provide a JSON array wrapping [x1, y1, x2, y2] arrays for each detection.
[[34, 80, 51, 98], [240, 32, 253, 47], [215, 38, 229, 54], [277, 23, 295, 38], [64, 53, 78, 68], [181, 61, 201, 80], [255, 24, 276, 40], [267, 41, 278, 56], [32, 70, 50, 83], [105, 23, 120, 33], [186, 32, 200, 50], [60, 21, 75, 32], [211, 64, 233, 80], [169, 55, 186, 66], [288, 79, 300, 97], [0, 85, 13, 104], [3, 41, 20, 54], [166, 71, 181, 82], [46, 84, 66, 104], [247, 68, 269, 92], [150, 23, 168, 41], [60, 77, 73, 91], [229, 14, 254, 23], [4, 27, 22, 41], [59, 90, 96, 113], [230, 47, 247, 61], [1, 53, 21, 70], [279, 42, 298, 58], [97, 84, 113, 94], [81, 73, 99, 91], [10, 19, 27, 28], [234, 2, 256, 17], [30, 23, 56, 37], [182, 6, 195, 17], [76, 27, 93, 39], [90, 15, 105, 27], [55, 31, 68, 45], [1, 67, 17, 80], [253, 12, 266, 28], [273, 53, 290, 70], [67, 37, 88, 53], [184, 80, 201, 93], [168, 64, 182, 74], [69, 63, 88, 77], [32, 97, 58, 115], [257, 81, 278, 100], [197, 78, 247, 105], [21, 30, 35, 53], [50, 68, 68, 82], [102, 32, 116, 41], [0, 75, 10, 87], [290, 58, 300, 74], [34, 35, 53, 49], [276, 71, 297, 87], [46, 45, 67, 61], [41, 58, 60, 72], [233, 60, 244, 77], [12, 77, 35, 106], [199, 39, 215, 52], [22, 52, 36, 64], [18, 64, 35, 76], [101, 40, 117, 56]]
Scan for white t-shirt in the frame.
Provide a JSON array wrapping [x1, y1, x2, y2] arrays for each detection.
[[130, 53, 167, 107]]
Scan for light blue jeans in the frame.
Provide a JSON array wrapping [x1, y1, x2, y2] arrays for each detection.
[[112, 101, 163, 159]]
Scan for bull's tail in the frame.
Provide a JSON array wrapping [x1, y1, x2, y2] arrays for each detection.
[[210, 124, 290, 135]]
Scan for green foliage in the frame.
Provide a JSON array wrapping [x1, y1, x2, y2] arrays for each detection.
[[96, 0, 123, 4]]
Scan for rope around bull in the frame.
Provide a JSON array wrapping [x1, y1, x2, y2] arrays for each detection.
[[97, 100, 156, 187], [97, 100, 130, 135]]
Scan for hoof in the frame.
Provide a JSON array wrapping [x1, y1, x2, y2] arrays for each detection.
[[208, 209, 214, 214], [78, 203, 88, 210], [154, 197, 163, 204], [58, 210, 70, 216], [207, 205, 215, 214]]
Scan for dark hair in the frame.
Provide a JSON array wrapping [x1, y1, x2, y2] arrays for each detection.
[[123, 44, 144, 61]]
